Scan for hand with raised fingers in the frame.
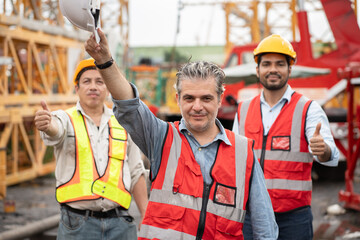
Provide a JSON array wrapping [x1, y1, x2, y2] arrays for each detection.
[[85, 28, 134, 100], [85, 28, 112, 65], [309, 122, 331, 162], [34, 100, 58, 137]]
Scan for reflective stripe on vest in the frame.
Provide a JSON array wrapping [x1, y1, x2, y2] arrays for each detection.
[[139, 122, 253, 239], [56, 107, 131, 208], [238, 93, 313, 212], [140, 224, 195, 240]]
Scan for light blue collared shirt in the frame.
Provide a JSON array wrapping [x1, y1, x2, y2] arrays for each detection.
[[112, 83, 278, 239], [179, 118, 231, 184], [233, 85, 339, 166]]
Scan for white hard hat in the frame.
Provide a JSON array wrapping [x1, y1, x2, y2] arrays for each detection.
[[59, 0, 101, 42]]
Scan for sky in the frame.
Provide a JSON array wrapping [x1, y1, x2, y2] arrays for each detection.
[[125, 0, 360, 47], [128, 0, 226, 47], [127, 0, 360, 47]]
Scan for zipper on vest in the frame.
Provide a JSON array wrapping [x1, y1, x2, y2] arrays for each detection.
[[196, 182, 212, 240], [260, 135, 268, 170]]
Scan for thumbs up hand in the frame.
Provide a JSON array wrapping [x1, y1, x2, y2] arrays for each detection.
[[34, 100, 58, 136], [41, 100, 50, 112], [309, 122, 331, 162]]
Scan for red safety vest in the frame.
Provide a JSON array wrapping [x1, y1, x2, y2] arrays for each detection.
[[139, 122, 254, 240], [56, 107, 132, 209], [237, 92, 313, 213]]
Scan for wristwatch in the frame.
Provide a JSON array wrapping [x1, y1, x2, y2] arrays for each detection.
[[94, 57, 114, 69]]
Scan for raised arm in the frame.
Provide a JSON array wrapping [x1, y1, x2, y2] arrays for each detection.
[[85, 28, 134, 100]]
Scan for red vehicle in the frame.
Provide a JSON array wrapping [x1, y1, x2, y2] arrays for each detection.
[[218, 0, 360, 210], [219, 0, 360, 121]]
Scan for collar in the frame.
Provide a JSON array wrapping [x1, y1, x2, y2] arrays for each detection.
[[260, 85, 294, 106], [75, 101, 112, 119], [178, 118, 232, 146]]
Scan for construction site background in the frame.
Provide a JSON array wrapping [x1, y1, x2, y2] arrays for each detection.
[[1, 0, 360, 239]]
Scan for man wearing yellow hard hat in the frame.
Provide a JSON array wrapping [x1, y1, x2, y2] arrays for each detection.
[[233, 34, 339, 239], [34, 58, 148, 240]]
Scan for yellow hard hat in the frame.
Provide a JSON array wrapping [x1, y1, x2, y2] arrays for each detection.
[[73, 58, 96, 85], [253, 34, 297, 65]]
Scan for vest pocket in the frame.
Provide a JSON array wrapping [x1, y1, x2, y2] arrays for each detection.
[[109, 138, 126, 160], [213, 183, 236, 207], [109, 125, 127, 141], [271, 136, 290, 151], [247, 125, 260, 134], [147, 202, 185, 227], [215, 217, 243, 239], [173, 157, 202, 197]]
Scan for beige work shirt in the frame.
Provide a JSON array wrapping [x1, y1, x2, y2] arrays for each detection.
[[41, 101, 145, 212]]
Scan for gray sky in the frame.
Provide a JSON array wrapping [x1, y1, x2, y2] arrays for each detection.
[[129, 0, 225, 47], [127, 0, 360, 47]]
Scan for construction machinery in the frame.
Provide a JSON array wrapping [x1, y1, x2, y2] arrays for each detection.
[[337, 64, 360, 211], [219, 0, 360, 211], [0, 0, 129, 199]]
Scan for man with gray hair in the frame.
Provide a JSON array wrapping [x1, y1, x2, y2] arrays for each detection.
[[85, 28, 278, 239]]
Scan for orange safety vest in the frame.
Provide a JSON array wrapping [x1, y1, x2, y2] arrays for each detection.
[[139, 122, 254, 240], [237, 92, 313, 213], [56, 107, 132, 209]]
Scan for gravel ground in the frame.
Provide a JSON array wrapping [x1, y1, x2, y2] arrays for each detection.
[[312, 179, 360, 239], [1, 167, 360, 240], [0, 176, 59, 233]]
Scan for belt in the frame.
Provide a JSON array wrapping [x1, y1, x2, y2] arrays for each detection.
[[61, 204, 130, 219]]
